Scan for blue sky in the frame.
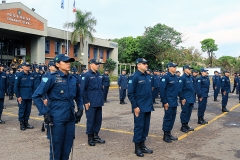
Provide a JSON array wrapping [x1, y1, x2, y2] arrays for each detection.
[[5, 0, 240, 58]]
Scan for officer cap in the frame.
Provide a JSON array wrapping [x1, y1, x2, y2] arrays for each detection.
[[48, 61, 55, 67], [200, 68, 208, 72], [167, 62, 177, 68], [147, 69, 151, 72], [122, 69, 126, 71], [54, 54, 75, 63], [192, 70, 198, 73], [224, 70, 230, 73], [135, 58, 149, 64], [176, 71, 180, 73], [104, 69, 109, 71], [22, 62, 31, 66], [0, 63, 3, 67], [154, 69, 159, 72], [82, 67, 87, 70], [88, 59, 103, 65], [183, 65, 193, 70], [35, 65, 39, 69], [214, 70, 219, 73]]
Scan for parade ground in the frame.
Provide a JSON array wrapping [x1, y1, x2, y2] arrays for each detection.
[[0, 88, 240, 160]]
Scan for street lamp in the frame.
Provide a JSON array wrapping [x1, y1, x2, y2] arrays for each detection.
[[162, 61, 164, 71]]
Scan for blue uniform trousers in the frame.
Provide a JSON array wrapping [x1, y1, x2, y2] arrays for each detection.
[[18, 99, 32, 121], [222, 92, 229, 107], [197, 97, 208, 117], [133, 112, 151, 143], [103, 86, 109, 100], [180, 103, 193, 124], [214, 87, 220, 100], [8, 84, 14, 97], [162, 107, 177, 131], [47, 117, 75, 160], [85, 107, 102, 134], [0, 98, 4, 117], [119, 88, 126, 101]]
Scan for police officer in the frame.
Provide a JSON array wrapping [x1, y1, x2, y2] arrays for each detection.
[[178, 65, 195, 133], [33, 54, 83, 160], [192, 70, 198, 104], [212, 71, 221, 102], [238, 74, 240, 103], [160, 62, 179, 143], [14, 62, 35, 130], [102, 69, 110, 103], [7, 69, 15, 100], [232, 73, 238, 94], [81, 59, 105, 146], [128, 58, 154, 157], [221, 70, 231, 112], [79, 68, 87, 86], [33, 65, 42, 91], [118, 69, 128, 104], [0, 64, 7, 124], [152, 70, 159, 104], [196, 68, 210, 125], [176, 71, 181, 80]]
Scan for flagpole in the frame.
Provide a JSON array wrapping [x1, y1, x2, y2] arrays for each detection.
[[66, 0, 69, 55]]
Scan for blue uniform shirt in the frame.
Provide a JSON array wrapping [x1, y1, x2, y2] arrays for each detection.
[[160, 72, 179, 107], [127, 70, 154, 112], [221, 76, 231, 93], [102, 74, 110, 86], [178, 73, 195, 103], [196, 75, 210, 98], [80, 70, 104, 107], [32, 70, 82, 117], [153, 74, 159, 88], [192, 75, 197, 93], [0, 72, 7, 98], [118, 74, 128, 89], [14, 71, 35, 99], [212, 75, 221, 89], [33, 71, 42, 90], [7, 73, 15, 84]]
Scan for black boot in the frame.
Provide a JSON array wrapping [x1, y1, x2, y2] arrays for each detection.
[[169, 132, 178, 140], [123, 101, 127, 104], [88, 134, 96, 146], [198, 116, 208, 125], [222, 106, 229, 112], [41, 122, 45, 132], [214, 99, 219, 102], [94, 133, 105, 144], [140, 141, 153, 154], [180, 123, 188, 133], [135, 143, 144, 157], [120, 101, 124, 104], [20, 121, 26, 130], [0, 117, 5, 124], [186, 123, 194, 131], [24, 121, 34, 129], [163, 131, 171, 143]]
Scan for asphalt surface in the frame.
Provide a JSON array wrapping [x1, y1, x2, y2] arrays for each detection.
[[0, 88, 240, 160]]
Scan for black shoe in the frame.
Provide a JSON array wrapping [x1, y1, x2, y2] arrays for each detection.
[[180, 124, 188, 133], [169, 132, 178, 140], [120, 101, 124, 105], [222, 107, 229, 112], [88, 134, 96, 146], [41, 122, 45, 132], [123, 101, 127, 104], [198, 117, 208, 125], [214, 99, 219, 102], [94, 133, 105, 144], [140, 141, 153, 154], [24, 121, 34, 129], [0, 119, 5, 124], [163, 131, 172, 143], [135, 143, 144, 157], [20, 121, 26, 130], [239, 100, 240, 103], [186, 124, 194, 131]]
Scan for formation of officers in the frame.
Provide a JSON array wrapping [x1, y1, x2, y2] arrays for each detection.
[[0, 55, 238, 159]]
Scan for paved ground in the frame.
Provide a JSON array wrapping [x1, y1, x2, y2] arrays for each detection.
[[0, 88, 240, 160]]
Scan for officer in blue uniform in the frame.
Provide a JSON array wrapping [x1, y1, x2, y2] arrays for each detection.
[[118, 69, 128, 104], [7, 69, 15, 100], [33, 65, 42, 91], [32, 54, 83, 160], [160, 62, 179, 143], [238, 74, 240, 103], [81, 59, 105, 146], [14, 62, 35, 130], [128, 58, 154, 157], [152, 70, 159, 104], [221, 70, 231, 112], [0, 64, 7, 124], [212, 71, 221, 102], [79, 68, 87, 86], [196, 68, 210, 125], [178, 65, 195, 133], [102, 69, 110, 103], [192, 70, 198, 104]]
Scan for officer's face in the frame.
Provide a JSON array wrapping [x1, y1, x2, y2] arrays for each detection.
[[201, 71, 207, 76], [168, 66, 176, 73], [22, 65, 30, 71], [185, 68, 191, 74], [122, 71, 126, 75], [215, 72, 219, 76], [56, 61, 71, 72], [137, 63, 148, 71], [193, 72, 197, 76], [10, 70, 13, 74], [35, 68, 39, 72], [105, 71, 109, 74], [225, 72, 230, 77], [0, 66, 3, 72], [90, 63, 99, 72]]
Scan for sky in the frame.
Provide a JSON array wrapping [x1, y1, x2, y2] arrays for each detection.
[[4, 0, 240, 58]]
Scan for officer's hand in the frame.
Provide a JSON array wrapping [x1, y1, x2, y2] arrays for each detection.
[[152, 87, 154, 91], [119, 87, 121, 90], [181, 99, 186, 106], [102, 86, 104, 89], [75, 109, 84, 123], [164, 103, 169, 110], [215, 86, 217, 89], [85, 103, 90, 110], [44, 113, 52, 126], [43, 99, 48, 106], [199, 97, 203, 101], [223, 91, 226, 95], [134, 107, 140, 117], [17, 97, 22, 104]]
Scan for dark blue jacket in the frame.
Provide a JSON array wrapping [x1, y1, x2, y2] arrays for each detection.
[[102, 74, 110, 86], [160, 72, 179, 107], [0, 72, 7, 98], [127, 70, 154, 113], [196, 75, 210, 98], [178, 73, 195, 103], [118, 74, 128, 89], [7, 73, 15, 85], [153, 74, 160, 88], [14, 71, 35, 99], [234, 76, 238, 85], [33, 71, 42, 90], [32, 70, 82, 118], [221, 76, 231, 93], [192, 75, 197, 93], [79, 72, 86, 85], [80, 70, 104, 107], [212, 75, 221, 89]]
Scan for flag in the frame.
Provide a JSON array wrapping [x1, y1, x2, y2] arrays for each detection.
[[73, 0, 76, 12], [61, 0, 64, 9]]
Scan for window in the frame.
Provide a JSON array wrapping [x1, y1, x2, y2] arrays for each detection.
[[107, 50, 110, 59], [88, 46, 90, 58], [99, 49, 104, 59], [65, 42, 70, 55], [93, 48, 98, 59], [55, 42, 59, 55], [45, 40, 50, 54], [74, 45, 78, 57]]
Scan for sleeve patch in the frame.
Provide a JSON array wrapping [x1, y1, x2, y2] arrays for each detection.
[[42, 77, 48, 83], [198, 80, 201, 82], [82, 77, 85, 80], [179, 80, 182, 83], [128, 80, 132, 84], [162, 78, 165, 82], [222, 79, 225, 81], [15, 77, 18, 79]]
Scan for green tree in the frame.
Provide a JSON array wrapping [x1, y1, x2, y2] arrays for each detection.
[[64, 9, 97, 62], [200, 38, 218, 67], [104, 58, 117, 71]]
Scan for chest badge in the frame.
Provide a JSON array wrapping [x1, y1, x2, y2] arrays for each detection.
[[60, 90, 64, 94]]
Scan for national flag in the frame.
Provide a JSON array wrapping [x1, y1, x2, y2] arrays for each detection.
[[73, 0, 76, 12], [61, 0, 64, 9]]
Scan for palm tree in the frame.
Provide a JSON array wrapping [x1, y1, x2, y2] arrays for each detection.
[[64, 9, 97, 62]]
